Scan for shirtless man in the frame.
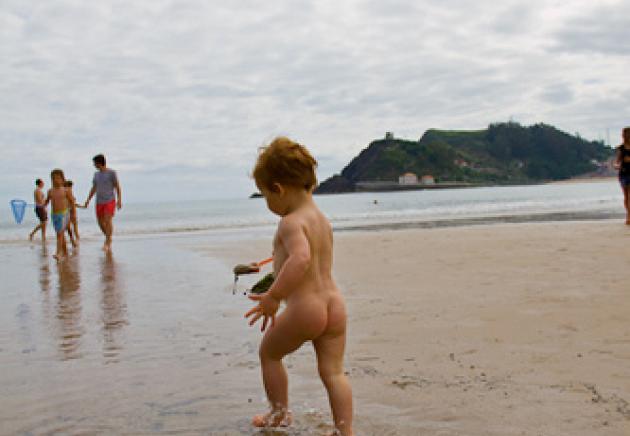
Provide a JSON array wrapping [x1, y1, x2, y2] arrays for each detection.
[[245, 137, 354, 435], [29, 178, 47, 242]]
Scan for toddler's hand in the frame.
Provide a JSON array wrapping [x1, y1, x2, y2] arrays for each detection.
[[245, 292, 279, 332]]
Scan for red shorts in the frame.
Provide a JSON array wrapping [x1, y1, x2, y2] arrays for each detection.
[[96, 200, 116, 218]]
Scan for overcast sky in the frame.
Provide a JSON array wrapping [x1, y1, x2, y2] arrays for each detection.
[[1, 0, 629, 203]]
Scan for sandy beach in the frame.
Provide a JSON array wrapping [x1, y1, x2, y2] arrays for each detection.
[[1, 219, 629, 435], [334, 221, 630, 435]]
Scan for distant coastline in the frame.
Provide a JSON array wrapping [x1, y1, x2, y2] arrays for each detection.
[[315, 123, 615, 195], [320, 181, 481, 194], [546, 176, 617, 185], [252, 176, 617, 198]]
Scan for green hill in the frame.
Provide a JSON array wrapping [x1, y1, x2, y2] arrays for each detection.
[[315, 122, 613, 193]]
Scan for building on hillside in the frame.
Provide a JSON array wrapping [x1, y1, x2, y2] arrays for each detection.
[[421, 175, 435, 185], [398, 172, 418, 185], [454, 158, 469, 168], [385, 132, 394, 140]]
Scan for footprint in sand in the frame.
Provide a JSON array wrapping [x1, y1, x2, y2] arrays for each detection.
[[391, 375, 431, 389]]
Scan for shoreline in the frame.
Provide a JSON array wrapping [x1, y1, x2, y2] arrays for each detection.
[[2, 209, 624, 246], [334, 210, 625, 232], [316, 176, 619, 195], [547, 176, 618, 185]]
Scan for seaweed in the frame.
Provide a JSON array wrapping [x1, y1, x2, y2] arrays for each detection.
[[250, 273, 275, 295]]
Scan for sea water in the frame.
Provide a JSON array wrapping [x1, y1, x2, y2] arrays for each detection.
[[0, 180, 623, 243]]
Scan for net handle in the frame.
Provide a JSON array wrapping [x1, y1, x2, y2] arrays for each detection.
[[256, 257, 273, 267]]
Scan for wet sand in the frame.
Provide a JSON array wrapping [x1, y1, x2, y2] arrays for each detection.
[[0, 220, 629, 435]]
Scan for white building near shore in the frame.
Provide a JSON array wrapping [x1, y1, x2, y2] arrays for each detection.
[[398, 172, 418, 185], [421, 175, 435, 185]]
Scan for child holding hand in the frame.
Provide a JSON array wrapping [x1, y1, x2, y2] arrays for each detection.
[[45, 169, 75, 260]]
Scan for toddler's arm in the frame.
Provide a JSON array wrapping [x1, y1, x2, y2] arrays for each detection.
[[267, 217, 311, 301], [245, 217, 311, 331]]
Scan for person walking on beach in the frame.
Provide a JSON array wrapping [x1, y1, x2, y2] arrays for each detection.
[[83, 154, 122, 251], [45, 169, 75, 260], [29, 178, 47, 242], [614, 127, 630, 225], [64, 180, 82, 246], [245, 137, 354, 435]]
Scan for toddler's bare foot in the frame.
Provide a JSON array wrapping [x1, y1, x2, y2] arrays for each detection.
[[252, 409, 292, 428]]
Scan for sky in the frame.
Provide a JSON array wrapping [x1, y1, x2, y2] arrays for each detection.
[[1, 0, 629, 203]]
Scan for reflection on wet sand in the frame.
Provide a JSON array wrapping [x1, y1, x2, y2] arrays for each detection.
[[35, 247, 129, 363], [38, 245, 51, 293], [55, 255, 84, 360], [38, 246, 53, 329], [100, 253, 127, 362]]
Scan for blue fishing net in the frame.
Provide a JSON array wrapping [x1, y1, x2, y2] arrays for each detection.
[[10, 199, 27, 224]]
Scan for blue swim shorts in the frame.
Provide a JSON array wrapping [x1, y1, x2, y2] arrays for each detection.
[[52, 210, 69, 234]]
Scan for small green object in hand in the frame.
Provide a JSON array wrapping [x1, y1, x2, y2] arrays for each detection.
[[250, 273, 275, 294]]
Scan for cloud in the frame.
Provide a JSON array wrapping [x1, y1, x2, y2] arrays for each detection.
[[0, 0, 628, 203], [552, 1, 630, 56], [540, 83, 574, 105]]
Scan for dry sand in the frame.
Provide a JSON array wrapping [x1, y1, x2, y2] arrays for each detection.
[[220, 220, 630, 435]]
